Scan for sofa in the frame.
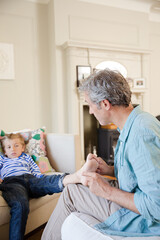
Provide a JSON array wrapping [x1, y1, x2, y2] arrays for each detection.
[[0, 133, 81, 240]]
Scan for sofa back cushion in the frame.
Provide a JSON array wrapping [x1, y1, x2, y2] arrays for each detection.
[[0, 128, 55, 173]]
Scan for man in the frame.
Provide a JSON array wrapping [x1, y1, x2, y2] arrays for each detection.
[[42, 69, 160, 239]]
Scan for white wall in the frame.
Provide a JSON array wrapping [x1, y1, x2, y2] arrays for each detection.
[[52, 0, 160, 133], [0, 0, 160, 134], [149, 22, 160, 116], [0, 0, 51, 132]]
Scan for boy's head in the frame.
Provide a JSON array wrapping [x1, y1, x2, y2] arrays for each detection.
[[1, 133, 25, 159]]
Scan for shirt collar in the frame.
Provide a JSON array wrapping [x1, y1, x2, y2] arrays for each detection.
[[118, 105, 142, 143]]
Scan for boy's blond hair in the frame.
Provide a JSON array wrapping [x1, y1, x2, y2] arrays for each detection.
[[1, 133, 25, 153]]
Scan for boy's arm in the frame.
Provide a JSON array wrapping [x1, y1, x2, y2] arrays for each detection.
[[0, 157, 3, 183]]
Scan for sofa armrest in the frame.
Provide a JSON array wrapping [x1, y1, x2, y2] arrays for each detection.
[[46, 134, 82, 173]]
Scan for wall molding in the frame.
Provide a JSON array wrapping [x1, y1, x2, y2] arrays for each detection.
[[24, 0, 50, 4], [62, 40, 151, 54]]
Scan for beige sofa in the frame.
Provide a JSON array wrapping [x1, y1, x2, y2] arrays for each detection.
[[0, 133, 81, 240]]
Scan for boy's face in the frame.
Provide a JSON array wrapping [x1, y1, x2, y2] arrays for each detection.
[[3, 138, 25, 159]]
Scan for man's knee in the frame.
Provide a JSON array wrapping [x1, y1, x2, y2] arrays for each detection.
[[62, 183, 78, 201], [63, 183, 87, 199], [63, 183, 80, 195]]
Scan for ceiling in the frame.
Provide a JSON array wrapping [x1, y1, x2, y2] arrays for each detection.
[[25, 0, 160, 21], [78, 0, 160, 13]]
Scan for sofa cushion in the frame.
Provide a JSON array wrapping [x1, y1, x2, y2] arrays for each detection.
[[0, 191, 61, 226], [0, 127, 47, 158], [0, 130, 5, 139], [0, 129, 5, 156], [0, 192, 10, 225], [0, 181, 61, 226], [0, 127, 55, 173], [22, 127, 55, 173], [34, 156, 55, 173], [24, 127, 46, 158]]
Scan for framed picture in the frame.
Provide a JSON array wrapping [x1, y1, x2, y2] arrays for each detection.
[[0, 43, 15, 80], [76, 65, 92, 87], [134, 78, 145, 88], [126, 77, 134, 89]]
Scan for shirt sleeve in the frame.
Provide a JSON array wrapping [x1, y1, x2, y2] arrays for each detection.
[[131, 133, 160, 222], [27, 155, 43, 178], [0, 155, 3, 169], [0, 156, 3, 179]]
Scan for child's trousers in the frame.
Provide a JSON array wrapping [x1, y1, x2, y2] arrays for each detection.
[[0, 173, 66, 240]]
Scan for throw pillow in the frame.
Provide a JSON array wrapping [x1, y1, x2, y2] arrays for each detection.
[[24, 128, 55, 173], [34, 156, 55, 173], [0, 127, 55, 173], [0, 129, 5, 155], [24, 127, 47, 158], [0, 129, 5, 138]]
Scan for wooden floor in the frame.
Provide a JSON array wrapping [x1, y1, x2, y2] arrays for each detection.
[[24, 224, 46, 240]]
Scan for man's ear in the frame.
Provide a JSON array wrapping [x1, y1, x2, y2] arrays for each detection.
[[101, 99, 111, 110]]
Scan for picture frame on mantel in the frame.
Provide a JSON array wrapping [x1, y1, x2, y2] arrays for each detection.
[[134, 78, 145, 88], [76, 65, 92, 87]]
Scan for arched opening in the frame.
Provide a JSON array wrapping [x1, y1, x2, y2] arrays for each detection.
[[95, 61, 127, 78]]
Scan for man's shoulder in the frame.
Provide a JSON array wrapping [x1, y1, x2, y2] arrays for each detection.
[[133, 111, 159, 131], [130, 112, 160, 144]]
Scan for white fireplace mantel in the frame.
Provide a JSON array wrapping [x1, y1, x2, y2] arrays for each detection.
[[62, 40, 151, 54], [62, 41, 151, 162]]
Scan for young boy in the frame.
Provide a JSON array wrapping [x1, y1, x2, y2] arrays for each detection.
[[0, 133, 98, 240]]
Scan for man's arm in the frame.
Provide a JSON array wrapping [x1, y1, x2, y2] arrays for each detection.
[[82, 172, 140, 214]]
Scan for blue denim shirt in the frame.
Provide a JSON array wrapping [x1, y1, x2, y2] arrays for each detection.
[[95, 106, 160, 237]]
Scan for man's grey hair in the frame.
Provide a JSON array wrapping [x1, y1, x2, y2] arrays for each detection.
[[79, 68, 132, 108]]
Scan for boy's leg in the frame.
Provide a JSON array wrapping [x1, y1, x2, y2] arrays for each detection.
[[28, 173, 67, 197], [41, 183, 121, 240], [28, 157, 99, 198], [2, 179, 29, 240]]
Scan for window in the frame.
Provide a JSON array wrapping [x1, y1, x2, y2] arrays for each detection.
[[95, 61, 127, 78]]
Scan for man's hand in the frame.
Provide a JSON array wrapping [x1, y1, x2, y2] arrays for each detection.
[[95, 157, 115, 177], [81, 172, 112, 199], [86, 154, 114, 176], [0, 178, 3, 184], [82, 172, 140, 214]]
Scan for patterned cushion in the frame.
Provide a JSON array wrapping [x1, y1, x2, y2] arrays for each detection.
[[0, 127, 55, 173], [34, 156, 55, 173], [0, 129, 5, 155], [0, 130, 5, 138], [24, 128, 47, 158]]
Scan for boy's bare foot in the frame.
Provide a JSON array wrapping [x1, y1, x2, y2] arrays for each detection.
[[82, 153, 99, 172], [62, 154, 99, 186], [76, 153, 99, 183]]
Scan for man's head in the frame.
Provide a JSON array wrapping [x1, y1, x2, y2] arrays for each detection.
[[79, 68, 132, 109], [1, 133, 25, 159]]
